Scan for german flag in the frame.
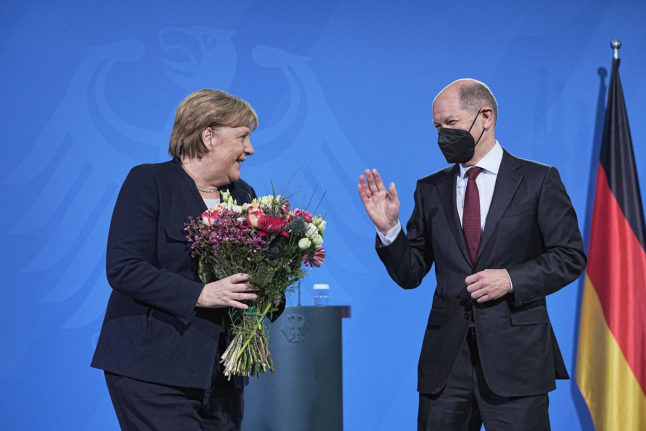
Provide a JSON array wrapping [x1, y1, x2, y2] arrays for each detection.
[[576, 57, 646, 430]]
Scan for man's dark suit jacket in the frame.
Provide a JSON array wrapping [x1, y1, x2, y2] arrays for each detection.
[[91, 158, 257, 389], [377, 150, 586, 397]]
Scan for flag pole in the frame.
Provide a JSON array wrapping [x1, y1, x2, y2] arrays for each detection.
[[611, 38, 621, 59]]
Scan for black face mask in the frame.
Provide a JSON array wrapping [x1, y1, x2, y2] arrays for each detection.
[[437, 110, 485, 164]]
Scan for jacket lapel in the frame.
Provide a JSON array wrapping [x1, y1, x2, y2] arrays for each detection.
[[476, 150, 522, 262], [437, 164, 471, 265], [171, 158, 208, 213]]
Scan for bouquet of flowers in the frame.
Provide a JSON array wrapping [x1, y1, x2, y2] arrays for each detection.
[[184, 190, 326, 378]]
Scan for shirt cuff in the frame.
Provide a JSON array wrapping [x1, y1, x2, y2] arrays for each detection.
[[504, 269, 514, 293], [377, 221, 401, 245]]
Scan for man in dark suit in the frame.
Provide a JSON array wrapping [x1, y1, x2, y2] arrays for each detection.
[[358, 79, 586, 430]]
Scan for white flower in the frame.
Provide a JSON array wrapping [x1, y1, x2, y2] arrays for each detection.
[[314, 217, 327, 232], [306, 223, 318, 237], [260, 195, 274, 205], [221, 190, 233, 203], [311, 234, 323, 248], [298, 237, 312, 249]]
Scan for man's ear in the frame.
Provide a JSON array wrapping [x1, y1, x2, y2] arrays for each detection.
[[480, 107, 495, 129]]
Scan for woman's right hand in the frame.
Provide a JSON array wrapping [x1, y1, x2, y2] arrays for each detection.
[[196, 273, 258, 310]]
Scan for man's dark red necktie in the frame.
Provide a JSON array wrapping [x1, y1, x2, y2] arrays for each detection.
[[463, 167, 483, 263]]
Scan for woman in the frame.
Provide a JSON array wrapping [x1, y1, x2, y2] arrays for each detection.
[[92, 89, 272, 430]]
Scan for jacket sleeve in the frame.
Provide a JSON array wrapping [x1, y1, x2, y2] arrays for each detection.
[[376, 181, 435, 289], [506, 167, 587, 306], [106, 166, 203, 326]]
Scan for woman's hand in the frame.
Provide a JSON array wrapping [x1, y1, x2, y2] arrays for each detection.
[[358, 169, 400, 235], [196, 273, 258, 310]]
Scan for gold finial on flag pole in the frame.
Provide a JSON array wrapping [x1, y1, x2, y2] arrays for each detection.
[[611, 39, 622, 59]]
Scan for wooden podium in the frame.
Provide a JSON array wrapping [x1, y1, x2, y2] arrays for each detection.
[[242, 306, 350, 431]]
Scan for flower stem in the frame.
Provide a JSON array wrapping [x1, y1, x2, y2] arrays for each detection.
[[236, 301, 273, 360]]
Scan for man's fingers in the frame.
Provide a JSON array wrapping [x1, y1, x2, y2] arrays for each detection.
[[364, 168, 383, 194], [471, 287, 487, 301], [465, 272, 480, 285], [465, 269, 511, 303], [389, 182, 398, 201], [363, 169, 375, 187], [373, 169, 390, 193], [358, 175, 368, 191], [361, 169, 394, 200], [466, 278, 481, 293], [358, 182, 372, 203], [360, 171, 375, 197], [360, 171, 385, 204]]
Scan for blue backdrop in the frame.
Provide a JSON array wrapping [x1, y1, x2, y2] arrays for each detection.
[[2, 1, 646, 429]]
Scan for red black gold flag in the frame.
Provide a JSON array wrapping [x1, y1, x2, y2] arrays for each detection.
[[576, 57, 646, 430]]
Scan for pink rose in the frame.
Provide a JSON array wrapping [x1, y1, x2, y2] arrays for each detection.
[[293, 209, 313, 223]]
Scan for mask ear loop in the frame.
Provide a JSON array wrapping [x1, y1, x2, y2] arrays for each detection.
[[466, 109, 482, 132], [467, 109, 486, 146]]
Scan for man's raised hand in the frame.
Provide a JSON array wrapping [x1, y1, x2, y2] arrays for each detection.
[[358, 169, 400, 235]]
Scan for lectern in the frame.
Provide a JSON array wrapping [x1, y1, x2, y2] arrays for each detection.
[[242, 305, 350, 431]]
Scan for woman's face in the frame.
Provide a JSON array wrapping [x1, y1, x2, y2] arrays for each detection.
[[203, 125, 254, 185]]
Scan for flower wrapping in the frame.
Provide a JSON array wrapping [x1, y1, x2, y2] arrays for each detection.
[[185, 190, 326, 377]]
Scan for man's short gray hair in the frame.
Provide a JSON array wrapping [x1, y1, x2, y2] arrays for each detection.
[[458, 80, 498, 124]]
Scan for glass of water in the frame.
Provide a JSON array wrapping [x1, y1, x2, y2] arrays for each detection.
[[313, 284, 329, 306]]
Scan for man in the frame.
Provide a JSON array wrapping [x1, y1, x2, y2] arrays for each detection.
[[358, 79, 586, 430]]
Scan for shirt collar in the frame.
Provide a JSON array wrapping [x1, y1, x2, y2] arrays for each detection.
[[459, 141, 503, 178]]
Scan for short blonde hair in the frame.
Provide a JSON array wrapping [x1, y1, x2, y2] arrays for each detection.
[[169, 89, 258, 159]]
